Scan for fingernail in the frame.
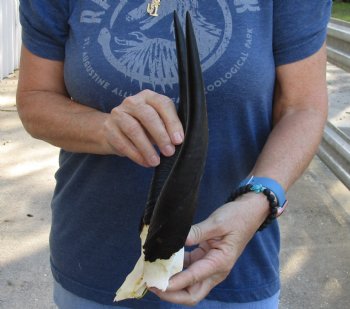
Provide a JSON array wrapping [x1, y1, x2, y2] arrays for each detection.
[[164, 145, 175, 156], [173, 132, 183, 144], [149, 155, 160, 166]]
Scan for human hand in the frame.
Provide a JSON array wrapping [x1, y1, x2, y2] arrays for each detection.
[[150, 193, 269, 306], [103, 89, 184, 167]]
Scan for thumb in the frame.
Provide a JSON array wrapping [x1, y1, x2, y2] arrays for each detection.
[[185, 215, 225, 246]]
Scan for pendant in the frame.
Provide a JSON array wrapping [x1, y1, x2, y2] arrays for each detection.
[[147, 0, 161, 17]]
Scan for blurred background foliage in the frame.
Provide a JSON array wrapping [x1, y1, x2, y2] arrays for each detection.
[[333, 0, 350, 22]]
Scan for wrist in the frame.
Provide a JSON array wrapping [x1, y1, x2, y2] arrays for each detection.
[[227, 176, 288, 231], [101, 113, 121, 155], [235, 192, 270, 226]]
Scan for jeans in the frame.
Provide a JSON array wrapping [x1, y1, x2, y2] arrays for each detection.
[[53, 280, 280, 309]]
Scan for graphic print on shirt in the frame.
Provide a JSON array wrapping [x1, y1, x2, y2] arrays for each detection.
[[234, 0, 260, 13], [79, 0, 260, 100]]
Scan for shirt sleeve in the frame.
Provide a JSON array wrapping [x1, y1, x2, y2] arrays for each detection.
[[19, 0, 70, 61], [273, 0, 332, 66]]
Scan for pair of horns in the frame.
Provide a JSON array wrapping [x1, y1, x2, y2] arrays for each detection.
[[142, 11, 208, 262], [115, 11, 208, 301]]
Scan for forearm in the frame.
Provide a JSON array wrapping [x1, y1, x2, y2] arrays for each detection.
[[17, 90, 109, 154], [251, 44, 328, 191], [17, 46, 184, 166], [251, 107, 327, 191], [17, 46, 110, 154], [234, 45, 328, 231]]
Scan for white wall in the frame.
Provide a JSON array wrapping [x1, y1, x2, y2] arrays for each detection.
[[0, 0, 21, 80]]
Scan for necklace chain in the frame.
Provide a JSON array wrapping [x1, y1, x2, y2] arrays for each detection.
[[147, 0, 161, 17]]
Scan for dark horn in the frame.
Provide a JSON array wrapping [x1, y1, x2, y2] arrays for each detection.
[[140, 12, 189, 231], [142, 11, 208, 262]]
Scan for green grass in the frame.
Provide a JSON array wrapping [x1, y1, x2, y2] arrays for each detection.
[[332, 2, 350, 22]]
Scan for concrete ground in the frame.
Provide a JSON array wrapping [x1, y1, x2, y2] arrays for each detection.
[[0, 66, 349, 309]]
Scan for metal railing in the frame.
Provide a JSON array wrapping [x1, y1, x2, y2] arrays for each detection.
[[0, 0, 21, 80], [323, 19, 350, 189], [318, 18, 350, 189], [327, 18, 350, 72], [318, 122, 350, 190]]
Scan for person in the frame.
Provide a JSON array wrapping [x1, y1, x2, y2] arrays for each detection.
[[17, 0, 331, 308]]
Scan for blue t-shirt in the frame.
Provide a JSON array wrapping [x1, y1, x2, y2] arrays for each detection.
[[20, 0, 331, 307]]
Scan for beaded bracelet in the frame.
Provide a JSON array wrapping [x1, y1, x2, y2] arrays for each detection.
[[227, 183, 279, 231]]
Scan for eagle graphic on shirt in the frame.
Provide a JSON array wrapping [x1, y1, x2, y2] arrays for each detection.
[[97, 0, 232, 91]]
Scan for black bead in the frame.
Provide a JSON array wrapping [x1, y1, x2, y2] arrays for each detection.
[[270, 201, 277, 207], [267, 194, 275, 202], [264, 188, 271, 195]]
